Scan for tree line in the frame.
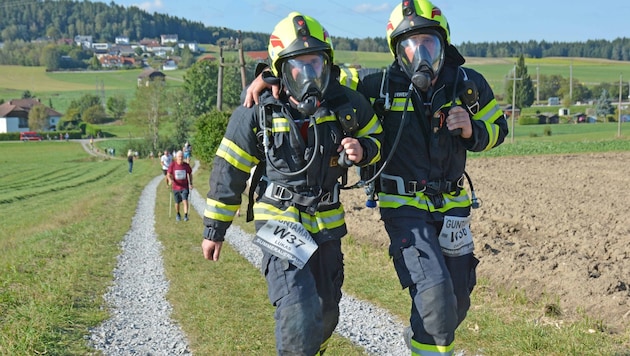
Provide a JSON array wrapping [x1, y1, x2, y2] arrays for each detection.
[[1, 0, 629, 62]]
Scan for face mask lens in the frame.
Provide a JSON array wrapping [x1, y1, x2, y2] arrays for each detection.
[[396, 33, 443, 79], [281, 52, 330, 101]]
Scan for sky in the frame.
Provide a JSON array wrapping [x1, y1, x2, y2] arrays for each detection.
[[111, 0, 630, 44]]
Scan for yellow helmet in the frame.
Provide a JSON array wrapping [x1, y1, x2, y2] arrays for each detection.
[[386, 0, 451, 57], [267, 12, 334, 77]]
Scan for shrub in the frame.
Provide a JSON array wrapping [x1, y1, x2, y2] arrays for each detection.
[[518, 115, 540, 125], [193, 110, 230, 165]]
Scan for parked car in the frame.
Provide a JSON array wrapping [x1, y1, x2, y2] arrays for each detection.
[[20, 131, 42, 141]]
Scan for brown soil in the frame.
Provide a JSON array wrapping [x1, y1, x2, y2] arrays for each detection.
[[341, 151, 630, 333]]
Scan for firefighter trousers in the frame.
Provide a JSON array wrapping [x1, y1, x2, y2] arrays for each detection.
[[262, 239, 344, 355], [384, 216, 478, 354]]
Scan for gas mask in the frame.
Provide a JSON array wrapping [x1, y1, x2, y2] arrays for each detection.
[[396, 32, 444, 92], [281, 52, 331, 116]]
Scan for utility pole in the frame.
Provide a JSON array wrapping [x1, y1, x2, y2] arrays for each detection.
[[217, 46, 224, 111], [536, 65, 540, 105], [569, 61, 573, 105], [238, 31, 247, 90], [618, 74, 623, 137], [510, 64, 522, 143]]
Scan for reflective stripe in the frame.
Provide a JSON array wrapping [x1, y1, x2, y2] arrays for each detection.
[[272, 117, 290, 133], [216, 137, 259, 173], [315, 114, 337, 125], [391, 97, 413, 111], [410, 338, 454, 356], [339, 66, 359, 90], [378, 190, 470, 212], [253, 202, 345, 234], [355, 114, 383, 164], [204, 198, 240, 222], [473, 98, 503, 150]]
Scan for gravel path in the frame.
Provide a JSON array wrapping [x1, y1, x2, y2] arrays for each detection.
[[88, 162, 408, 355]]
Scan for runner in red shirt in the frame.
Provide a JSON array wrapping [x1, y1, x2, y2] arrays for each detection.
[[167, 150, 193, 221]]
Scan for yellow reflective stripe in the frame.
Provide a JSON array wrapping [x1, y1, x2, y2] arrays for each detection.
[[252, 202, 345, 234], [272, 117, 290, 133], [410, 338, 454, 356], [203, 198, 240, 222], [216, 137, 259, 173], [299, 206, 345, 233], [378, 190, 470, 212], [482, 119, 500, 150], [473, 98, 503, 150], [339, 67, 359, 90], [391, 97, 413, 111], [356, 114, 383, 164], [253, 202, 301, 222], [475, 98, 503, 124], [315, 114, 337, 125]]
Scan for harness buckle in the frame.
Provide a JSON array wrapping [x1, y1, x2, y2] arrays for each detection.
[[271, 184, 293, 200]]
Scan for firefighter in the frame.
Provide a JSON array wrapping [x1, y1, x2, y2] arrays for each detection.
[[201, 12, 383, 356], [353, 1, 507, 354], [243, 1, 509, 354]]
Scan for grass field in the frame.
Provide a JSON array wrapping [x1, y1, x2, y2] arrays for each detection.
[[1, 135, 629, 354]]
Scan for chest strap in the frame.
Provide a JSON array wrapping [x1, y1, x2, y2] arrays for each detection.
[[263, 181, 340, 215]]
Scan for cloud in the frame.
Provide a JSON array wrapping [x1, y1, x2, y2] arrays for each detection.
[[135, 0, 164, 12], [352, 2, 390, 14]]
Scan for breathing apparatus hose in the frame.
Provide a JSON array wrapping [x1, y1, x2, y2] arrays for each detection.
[[260, 104, 320, 177], [342, 83, 414, 190]]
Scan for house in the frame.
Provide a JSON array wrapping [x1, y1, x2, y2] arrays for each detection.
[[115, 36, 130, 45], [246, 51, 268, 61], [99, 54, 136, 68], [74, 35, 93, 49], [0, 98, 62, 133], [137, 69, 166, 86], [503, 104, 520, 120], [160, 34, 178, 45], [162, 59, 178, 71]]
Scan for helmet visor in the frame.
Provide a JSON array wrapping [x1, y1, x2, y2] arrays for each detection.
[[281, 52, 331, 101], [396, 33, 444, 78]]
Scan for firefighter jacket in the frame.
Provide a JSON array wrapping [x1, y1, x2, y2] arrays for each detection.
[[356, 61, 508, 220], [203, 77, 383, 243]]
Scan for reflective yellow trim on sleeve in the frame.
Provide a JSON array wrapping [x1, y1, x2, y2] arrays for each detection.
[[355, 113, 383, 164], [474, 98, 503, 124], [204, 198, 240, 222], [339, 66, 359, 90], [216, 137, 259, 173], [473, 98, 504, 150], [378, 190, 471, 212]]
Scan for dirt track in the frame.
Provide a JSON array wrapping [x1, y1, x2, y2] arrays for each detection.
[[341, 151, 630, 333]]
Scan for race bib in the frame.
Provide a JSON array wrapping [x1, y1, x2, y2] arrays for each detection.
[[438, 216, 474, 257], [174, 169, 187, 180], [253, 220, 318, 269]]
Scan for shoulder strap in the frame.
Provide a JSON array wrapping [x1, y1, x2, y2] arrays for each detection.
[[246, 161, 266, 222]]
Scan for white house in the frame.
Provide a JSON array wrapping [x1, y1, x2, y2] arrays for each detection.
[[0, 99, 62, 133]]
